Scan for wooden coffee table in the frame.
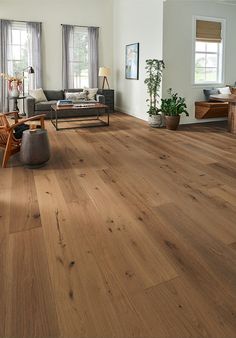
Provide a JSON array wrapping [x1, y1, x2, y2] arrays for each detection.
[[50, 103, 109, 131]]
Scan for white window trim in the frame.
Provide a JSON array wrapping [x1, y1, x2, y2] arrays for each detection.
[[192, 15, 226, 88]]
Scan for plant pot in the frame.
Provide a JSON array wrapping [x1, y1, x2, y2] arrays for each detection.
[[160, 113, 166, 127], [165, 115, 180, 130], [148, 114, 162, 128]]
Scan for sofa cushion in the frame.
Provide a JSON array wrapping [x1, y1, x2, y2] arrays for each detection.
[[35, 100, 57, 111], [203, 88, 219, 101], [44, 90, 64, 101], [29, 88, 48, 103]]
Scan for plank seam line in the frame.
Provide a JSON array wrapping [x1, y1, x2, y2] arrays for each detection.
[[143, 275, 180, 293]]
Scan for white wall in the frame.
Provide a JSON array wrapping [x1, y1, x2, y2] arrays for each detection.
[[0, 0, 113, 89], [163, 0, 236, 124], [113, 0, 164, 121]]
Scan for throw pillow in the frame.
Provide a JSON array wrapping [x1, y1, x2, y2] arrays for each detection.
[[83, 88, 98, 100], [203, 88, 219, 101], [29, 88, 48, 103], [65, 92, 87, 101], [217, 86, 231, 95]]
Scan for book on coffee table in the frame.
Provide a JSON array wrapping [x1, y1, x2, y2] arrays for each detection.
[[57, 99, 73, 107]]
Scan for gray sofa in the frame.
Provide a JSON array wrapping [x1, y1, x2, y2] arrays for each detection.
[[25, 88, 105, 118]]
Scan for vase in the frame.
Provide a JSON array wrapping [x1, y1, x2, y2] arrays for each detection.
[[9, 80, 20, 98]]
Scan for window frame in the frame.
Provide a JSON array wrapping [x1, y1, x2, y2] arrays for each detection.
[[68, 26, 89, 89], [7, 21, 29, 77], [192, 16, 226, 87]]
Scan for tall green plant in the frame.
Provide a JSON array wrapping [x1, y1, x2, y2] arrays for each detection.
[[144, 59, 165, 116]]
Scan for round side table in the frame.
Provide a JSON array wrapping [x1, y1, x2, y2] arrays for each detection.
[[20, 129, 50, 168], [8, 96, 26, 113]]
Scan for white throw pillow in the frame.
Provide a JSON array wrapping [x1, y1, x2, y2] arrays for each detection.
[[83, 88, 98, 100], [29, 88, 48, 103], [65, 92, 87, 101], [217, 86, 231, 95]]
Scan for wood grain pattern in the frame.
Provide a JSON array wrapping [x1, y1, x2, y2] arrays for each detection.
[[9, 168, 42, 233], [195, 101, 228, 119], [5, 227, 60, 337], [0, 113, 236, 337], [0, 168, 12, 337]]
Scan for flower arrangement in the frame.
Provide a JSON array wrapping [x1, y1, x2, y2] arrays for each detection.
[[0, 73, 23, 92]]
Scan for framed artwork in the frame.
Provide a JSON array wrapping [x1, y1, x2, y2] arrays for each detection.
[[125, 43, 139, 80]]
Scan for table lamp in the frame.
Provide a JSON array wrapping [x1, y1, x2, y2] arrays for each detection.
[[99, 67, 110, 90]]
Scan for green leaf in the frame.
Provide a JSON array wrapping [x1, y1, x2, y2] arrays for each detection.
[[161, 88, 188, 116], [145, 59, 165, 115]]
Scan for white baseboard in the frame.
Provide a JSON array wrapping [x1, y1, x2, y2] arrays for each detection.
[[115, 105, 227, 125]]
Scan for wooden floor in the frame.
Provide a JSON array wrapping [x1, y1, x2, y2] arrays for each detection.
[[1, 113, 236, 338]]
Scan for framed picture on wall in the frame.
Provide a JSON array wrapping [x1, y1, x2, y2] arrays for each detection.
[[125, 43, 139, 80]]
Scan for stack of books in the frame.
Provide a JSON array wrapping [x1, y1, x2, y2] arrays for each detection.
[[57, 99, 73, 107]]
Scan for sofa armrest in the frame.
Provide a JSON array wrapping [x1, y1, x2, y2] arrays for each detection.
[[96, 94, 105, 104], [25, 96, 36, 117]]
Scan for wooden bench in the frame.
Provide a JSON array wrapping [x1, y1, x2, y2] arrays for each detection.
[[195, 101, 228, 119]]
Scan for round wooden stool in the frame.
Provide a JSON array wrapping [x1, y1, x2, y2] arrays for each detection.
[[20, 129, 50, 168]]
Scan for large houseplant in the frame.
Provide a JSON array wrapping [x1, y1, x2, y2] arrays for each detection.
[[161, 88, 189, 130], [145, 59, 165, 127]]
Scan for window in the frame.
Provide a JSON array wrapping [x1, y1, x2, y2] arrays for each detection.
[[62, 25, 99, 89], [68, 27, 89, 88], [194, 18, 225, 85], [7, 22, 28, 76], [0, 19, 41, 111]]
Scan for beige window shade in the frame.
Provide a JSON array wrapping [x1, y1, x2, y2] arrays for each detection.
[[196, 20, 222, 42]]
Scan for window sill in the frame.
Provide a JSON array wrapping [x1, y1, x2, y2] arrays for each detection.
[[192, 82, 224, 88]]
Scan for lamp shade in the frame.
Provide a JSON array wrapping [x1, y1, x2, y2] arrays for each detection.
[[99, 67, 110, 77], [28, 66, 35, 74]]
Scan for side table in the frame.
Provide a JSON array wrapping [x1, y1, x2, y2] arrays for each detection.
[[8, 96, 26, 115], [97, 89, 114, 112], [20, 129, 50, 168]]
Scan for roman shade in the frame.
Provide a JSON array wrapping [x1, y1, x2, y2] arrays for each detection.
[[196, 20, 222, 42]]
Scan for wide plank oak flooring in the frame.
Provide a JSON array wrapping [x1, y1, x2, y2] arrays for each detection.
[[0, 113, 236, 338]]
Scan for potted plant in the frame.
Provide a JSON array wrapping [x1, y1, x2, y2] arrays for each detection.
[[161, 88, 189, 130], [145, 59, 165, 127]]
